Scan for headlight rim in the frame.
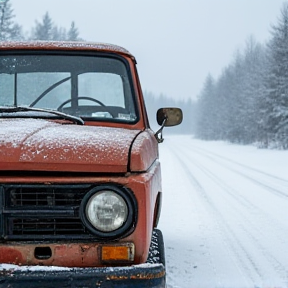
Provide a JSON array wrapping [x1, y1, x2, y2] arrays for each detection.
[[80, 185, 137, 239]]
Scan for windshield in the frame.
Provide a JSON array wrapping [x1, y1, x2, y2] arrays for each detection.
[[0, 53, 138, 123]]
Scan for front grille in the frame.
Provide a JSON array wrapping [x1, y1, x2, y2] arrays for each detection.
[[0, 184, 95, 241], [7, 185, 88, 207], [11, 218, 85, 235]]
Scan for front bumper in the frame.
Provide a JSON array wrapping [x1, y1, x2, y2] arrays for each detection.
[[0, 263, 165, 288]]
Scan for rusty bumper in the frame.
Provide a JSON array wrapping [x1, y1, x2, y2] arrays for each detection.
[[0, 263, 165, 288]]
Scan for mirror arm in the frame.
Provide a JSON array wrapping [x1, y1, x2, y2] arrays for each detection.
[[154, 117, 167, 143]]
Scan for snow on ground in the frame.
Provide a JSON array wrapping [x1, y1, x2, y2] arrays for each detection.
[[158, 135, 288, 288]]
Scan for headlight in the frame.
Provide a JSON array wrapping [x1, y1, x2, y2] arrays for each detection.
[[80, 186, 137, 239], [86, 190, 128, 232]]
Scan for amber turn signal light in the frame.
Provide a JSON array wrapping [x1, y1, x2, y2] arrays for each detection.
[[100, 243, 135, 263]]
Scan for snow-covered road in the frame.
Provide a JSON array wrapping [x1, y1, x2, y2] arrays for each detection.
[[158, 135, 288, 288]]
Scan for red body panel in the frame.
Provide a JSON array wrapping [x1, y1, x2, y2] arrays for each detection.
[[0, 118, 140, 173], [0, 160, 161, 266], [0, 41, 162, 269], [130, 130, 159, 172]]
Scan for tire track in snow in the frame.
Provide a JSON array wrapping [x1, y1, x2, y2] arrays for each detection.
[[177, 144, 288, 235], [160, 144, 220, 287], [165, 140, 288, 287], [167, 147, 263, 286], [183, 141, 288, 185], [172, 144, 288, 283], [180, 142, 288, 200], [183, 142, 288, 196]]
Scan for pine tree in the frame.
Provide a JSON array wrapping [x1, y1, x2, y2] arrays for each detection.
[[0, 0, 22, 41], [233, 37, 267, 144], [196, 74, 217, 139], [30, 13, 82, 41], [67, 21, 79, 41], [226, 51, 246, 143], [215, 64, 240, 141], [52, 26, 67, 41], [32, 12, 54, 40], [242, 38, 267, 144], [263, 3, 288, 148]]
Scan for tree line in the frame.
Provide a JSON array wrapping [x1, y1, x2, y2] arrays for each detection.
[[195, 3, 288, 149], [0, 0, 81, 41]]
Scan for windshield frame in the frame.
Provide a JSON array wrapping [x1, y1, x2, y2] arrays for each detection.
[[0, 50, 140, 125]]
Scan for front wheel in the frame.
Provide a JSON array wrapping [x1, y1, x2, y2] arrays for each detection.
[[146, 228, 166, 266]]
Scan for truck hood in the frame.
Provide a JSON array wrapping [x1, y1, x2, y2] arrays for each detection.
[[0, 118, 141, 173]]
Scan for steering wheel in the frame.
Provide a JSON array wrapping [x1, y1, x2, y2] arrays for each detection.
[[57, 96, 106, 111]]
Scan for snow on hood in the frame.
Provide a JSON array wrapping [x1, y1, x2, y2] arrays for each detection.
[[0, 118, 140, 173]]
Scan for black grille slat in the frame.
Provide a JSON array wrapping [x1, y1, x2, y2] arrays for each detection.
[[8, 186, 88, 207], [1, 184, 95, 240], [12, 218, 85, 235]]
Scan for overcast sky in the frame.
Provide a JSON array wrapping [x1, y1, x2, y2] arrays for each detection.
[[10, 0, 286, 101]]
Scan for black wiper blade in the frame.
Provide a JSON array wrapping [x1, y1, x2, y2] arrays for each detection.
[[0, 106, 84, 125]]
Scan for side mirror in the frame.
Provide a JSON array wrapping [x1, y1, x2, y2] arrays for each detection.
[[155, 107, 183, 143], [156, 107, 183, 126]]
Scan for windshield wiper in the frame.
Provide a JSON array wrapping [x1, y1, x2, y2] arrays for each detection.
[[0, 106, 84, 125]]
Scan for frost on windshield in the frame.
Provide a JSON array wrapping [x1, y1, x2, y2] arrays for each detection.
[[0, 54, 137, 123]]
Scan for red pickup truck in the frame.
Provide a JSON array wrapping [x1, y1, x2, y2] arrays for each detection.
[[0, 41, 182, 287]]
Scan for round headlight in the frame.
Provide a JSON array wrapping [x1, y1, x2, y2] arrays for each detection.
[[80, 186, 137, 239], [86, 190, 128, 232]]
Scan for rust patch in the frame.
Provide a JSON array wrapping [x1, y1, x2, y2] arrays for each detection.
[[80, 245, 90, 253], [107, 275, 129, 280], [107, 270, 165, 281], [0, 247, 24, 264], [130, 270, 166, 280]]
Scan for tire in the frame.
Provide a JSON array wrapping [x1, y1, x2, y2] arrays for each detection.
[[146, 228, 166, 266]]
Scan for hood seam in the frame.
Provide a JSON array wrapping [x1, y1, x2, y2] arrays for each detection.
[[127, 130, 144, 172]]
